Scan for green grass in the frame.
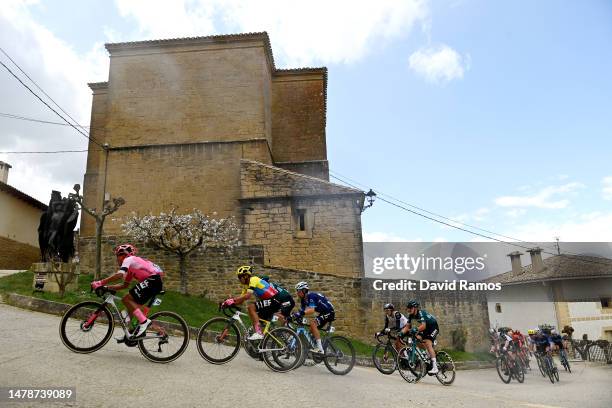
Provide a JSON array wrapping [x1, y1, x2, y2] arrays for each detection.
[[0, 272, 492, 361]]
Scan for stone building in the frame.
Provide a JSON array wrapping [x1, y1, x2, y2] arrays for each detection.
[[80, 32, 490, 350], [0, 161, 47, 270], [81, 32, 364, 278]]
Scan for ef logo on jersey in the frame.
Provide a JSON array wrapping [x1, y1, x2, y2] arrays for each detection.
[[256, 299, 271, 308]]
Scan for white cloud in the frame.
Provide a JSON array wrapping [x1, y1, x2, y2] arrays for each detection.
[[408, 44, 469, 83], [114, 0, 430, 66], [0, 1, 108, 203], [494, 182, 584, 209], [363, 231, 419, 242], [602, 176, 612, 200], [507, 211, 612, 242], [505, 208, 527, 218]]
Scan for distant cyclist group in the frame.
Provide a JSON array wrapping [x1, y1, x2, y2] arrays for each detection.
[[489, 324, 572, 384]]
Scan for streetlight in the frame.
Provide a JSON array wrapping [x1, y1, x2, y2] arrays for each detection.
[[362, 189, 376, 212]]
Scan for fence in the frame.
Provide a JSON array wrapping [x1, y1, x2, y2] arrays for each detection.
[[569, 340, 612, 363]]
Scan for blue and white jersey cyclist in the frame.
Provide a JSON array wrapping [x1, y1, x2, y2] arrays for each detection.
[[292, 281, 335, 354]]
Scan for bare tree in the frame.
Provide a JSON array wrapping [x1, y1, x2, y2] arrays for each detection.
[[122, 209, 240, 295], [69, 184, 125, 280]]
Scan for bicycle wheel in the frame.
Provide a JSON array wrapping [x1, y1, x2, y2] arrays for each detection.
[[553, 366, 559, 382], [196, 317, 240, 364], [513, 361, 525, 383], [536, 355, 545, 377], [397, 347, 426, 383], [323, 335, 356, 375], [372, 343, 397, 375], [59, 301, 114, 353], [292, 333, 311, 369], [138, 311, 189, 363], [435, 351, 456, 386], [261, 327, 302, 372], [545, 357, 555, 384], [496, 356, 512, 384]]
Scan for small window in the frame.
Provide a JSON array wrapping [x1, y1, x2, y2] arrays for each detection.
[[297, 209, 306, 231], [601, 298, 611, 308], [495, 303, 502, 313]]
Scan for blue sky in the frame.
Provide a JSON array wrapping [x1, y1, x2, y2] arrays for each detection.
[[1, 0, 611, 242]]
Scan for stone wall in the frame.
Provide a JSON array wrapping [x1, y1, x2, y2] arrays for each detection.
[[240, 160, 364, 278], [0, 236, 40, 270], [81, 140, 272, 236], [78, 237, 489, 351], [271, 70, 327, 163]]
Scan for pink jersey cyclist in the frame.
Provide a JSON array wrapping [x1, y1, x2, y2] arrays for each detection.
[[90, 244, 164, 339], [119, 256, 164, 283]]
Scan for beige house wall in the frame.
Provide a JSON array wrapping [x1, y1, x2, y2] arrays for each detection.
[[0, 192, 43, 247]]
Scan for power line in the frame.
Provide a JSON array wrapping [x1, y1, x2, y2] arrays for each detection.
[[0, 59, 104, 148], [0, 47, 92, 138], [0, 112, 90, 127], [0, 149, 89, 154], [329, 172, 612, 268], [329, 169, 560, 254]]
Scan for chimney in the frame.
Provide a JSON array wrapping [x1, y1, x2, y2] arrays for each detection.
[[527, 247, 545, 274], [507, 251, 524, 276], [0, 161, 11, 184]]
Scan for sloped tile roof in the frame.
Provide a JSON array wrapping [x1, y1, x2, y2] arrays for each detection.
[[485, 254, 612, 285], [0, 182, 47, 211]]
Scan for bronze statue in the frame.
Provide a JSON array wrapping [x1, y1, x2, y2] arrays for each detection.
[[38, 190, 79, 262]]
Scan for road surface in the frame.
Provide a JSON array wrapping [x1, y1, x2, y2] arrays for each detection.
[[0, 304, 610, 408]]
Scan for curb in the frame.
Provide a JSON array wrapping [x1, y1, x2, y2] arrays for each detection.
[[1, 292, 494, 370]]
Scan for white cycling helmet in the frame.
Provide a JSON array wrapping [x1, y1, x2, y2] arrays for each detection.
[[295, 281, 309, 291]]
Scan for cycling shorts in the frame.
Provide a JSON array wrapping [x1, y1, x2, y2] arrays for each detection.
[[419, 322, 440, 342], [255, 296, 282, 321], [129, 274, 163, 305], [315, 311, 335, 328]]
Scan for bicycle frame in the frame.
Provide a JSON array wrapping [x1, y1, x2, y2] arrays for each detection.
[[86, 292, 165, 342], [224, 308, 287, 353]]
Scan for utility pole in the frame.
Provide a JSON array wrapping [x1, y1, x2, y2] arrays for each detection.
[[554, 236, 561, 255]]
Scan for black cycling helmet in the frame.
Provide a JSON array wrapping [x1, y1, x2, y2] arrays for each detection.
[[383, 303, 394, 310], [406, 300, 419, 309]]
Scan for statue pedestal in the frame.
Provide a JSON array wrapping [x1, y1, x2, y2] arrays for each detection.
[[31, 262, 79, 293]]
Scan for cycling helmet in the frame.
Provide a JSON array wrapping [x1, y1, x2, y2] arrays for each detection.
[[295, 281, 309, 291], [236, 265, 253, 276], [527, 329, 535, 335], [383, 303, 394, 310], [114, 243, 137, 257], [406, 300, 419, 309]]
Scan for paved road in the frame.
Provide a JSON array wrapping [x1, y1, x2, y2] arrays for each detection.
[[0, 304, 610, 408]]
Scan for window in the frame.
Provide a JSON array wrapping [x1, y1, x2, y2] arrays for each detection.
[[601, 298, 611, 308], [495, 303, 502, 313], [297, 209, 306, 232]]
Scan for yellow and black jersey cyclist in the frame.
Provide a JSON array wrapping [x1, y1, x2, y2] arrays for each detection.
[[221, 265, 286, 340]]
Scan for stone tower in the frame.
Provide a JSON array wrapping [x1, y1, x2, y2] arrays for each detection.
[[81, 32, 364, 277]]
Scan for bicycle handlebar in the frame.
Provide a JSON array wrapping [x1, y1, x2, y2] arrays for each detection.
[[92, 286, 117, 297], [219, 303, 242, 317]]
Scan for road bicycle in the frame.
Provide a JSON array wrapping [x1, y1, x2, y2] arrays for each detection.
[[372, 331, 405, 375], [196, 304, 302, 372], [396, 332, 456, 385], [287, 316, 356, 375], [535, 350, 560, 384], [558, 347, 571, 373], [59, 286, 190, 363], [495, 348, 525, 384]]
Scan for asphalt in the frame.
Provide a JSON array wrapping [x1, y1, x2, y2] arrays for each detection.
[[0, 304, 610, 408]]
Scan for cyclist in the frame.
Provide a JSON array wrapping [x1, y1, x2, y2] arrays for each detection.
[[533, 328, 551, 357], [400, 300, 439, 374], [221, 265, 283, 341], [260, 275, 295, 323], [292, 281, 335, 354], [376, 303, 408, 353], [549, 329, 566, 355], [90, 244, 164, 339], [527, 329, 537, 355]]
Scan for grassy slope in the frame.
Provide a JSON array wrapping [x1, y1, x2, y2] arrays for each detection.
[[0, 272, 492, 361]]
